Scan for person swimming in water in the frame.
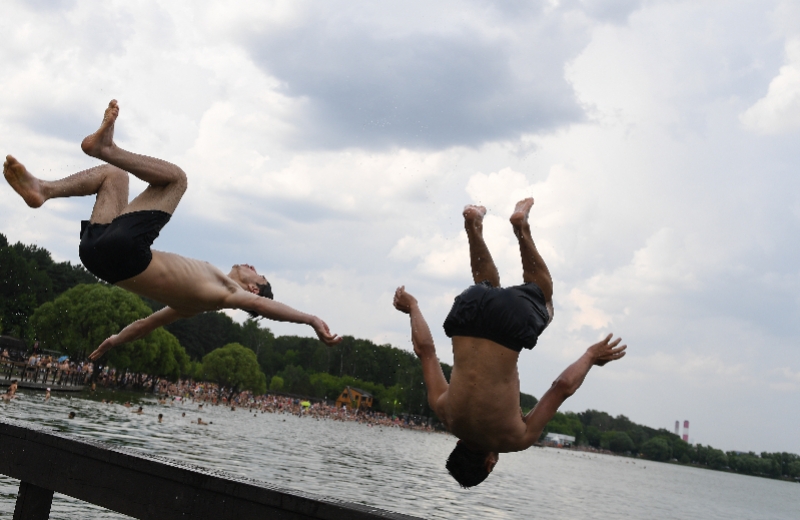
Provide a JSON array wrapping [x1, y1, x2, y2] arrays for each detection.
[[4, 100, 343, 360], [394, 199, 627, 488]]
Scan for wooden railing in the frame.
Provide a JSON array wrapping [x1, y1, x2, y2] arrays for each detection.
[[0, 360, 85, 390], [0, 418, 422, 520]]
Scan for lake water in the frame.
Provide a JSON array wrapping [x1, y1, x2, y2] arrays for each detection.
[[1, 390, 798, 519]]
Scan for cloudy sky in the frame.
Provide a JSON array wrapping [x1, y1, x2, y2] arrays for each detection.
[[2, 0, 799, 453]]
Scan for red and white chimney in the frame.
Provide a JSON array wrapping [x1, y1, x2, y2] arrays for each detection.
[[682, 420, 689, 442]]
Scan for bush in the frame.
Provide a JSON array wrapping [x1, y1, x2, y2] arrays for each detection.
[[202, 343, 266, 394], [269, 376, 284, 392], [707, 449, 728, 470], [608, 432, 635, 453], [641, 438, 671, 462]]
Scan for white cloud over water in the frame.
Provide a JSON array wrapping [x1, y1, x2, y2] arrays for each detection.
[[2, 0, 800, 455]]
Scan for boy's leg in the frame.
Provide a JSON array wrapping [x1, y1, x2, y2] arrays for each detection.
[[4, 156, 129, 224], [510, 198, 553, 305], [80, 100, 187, 216], [463, 205, 501, 287]]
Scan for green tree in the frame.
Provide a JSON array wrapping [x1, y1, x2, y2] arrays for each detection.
[[107, 328, 189, 380], [671, 439, 690, 461], [29, 284, 148, 358], [276, 364, 312, 395], [27, 284, 189, 375], [706, 448, 728, 470], [162, 310, 243, 360], [520, 392, 538, 413], [545, 412, 585, 441], [202, 343, 267, 394], [641, 437, 672, 461], [585, 425, 602, 448], [0, 234, 42, 336], [608, 431, 636, 453], [11, 241, 97, 303], [269, 376, 284, 391], [239, 318, 275, 362]]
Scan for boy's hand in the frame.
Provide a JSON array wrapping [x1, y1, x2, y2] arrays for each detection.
[[588, 333, 627, 366]]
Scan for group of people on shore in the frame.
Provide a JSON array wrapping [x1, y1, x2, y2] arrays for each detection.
[[149, 377, 437, 432], [1, 349, 92, 384], [24, 355, 90, 375]]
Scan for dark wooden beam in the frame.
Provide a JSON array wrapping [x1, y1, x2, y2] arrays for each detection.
[[0, 418, 423, 520], [13, 482, 54, 520]]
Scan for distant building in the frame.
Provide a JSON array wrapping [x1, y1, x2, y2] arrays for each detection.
[[543, 433, 575, 446], [335, 386, 374, 410]]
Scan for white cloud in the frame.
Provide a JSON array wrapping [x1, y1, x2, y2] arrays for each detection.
[[566, 287, 612, 331], [740, 39, 800, 134]]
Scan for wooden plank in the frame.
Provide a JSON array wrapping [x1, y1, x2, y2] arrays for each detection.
[[0, 418, 422, 520], [13, 481, 53, 520]]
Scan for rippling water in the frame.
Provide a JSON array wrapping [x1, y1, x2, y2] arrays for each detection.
[[1, 390, 798, 519]]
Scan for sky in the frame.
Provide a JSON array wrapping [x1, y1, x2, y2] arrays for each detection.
[[1, 0, 799, 454]]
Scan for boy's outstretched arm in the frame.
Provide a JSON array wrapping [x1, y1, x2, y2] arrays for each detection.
[[88, 306, 187, 361], [226, 290, 342, 346], [394, 286, 450, 422], [521, 334, 627, 448]]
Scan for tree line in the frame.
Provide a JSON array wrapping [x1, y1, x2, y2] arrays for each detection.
[[0, 232, 96, 337], [542, 408, 800, 479], [3, 232, 799, 480]]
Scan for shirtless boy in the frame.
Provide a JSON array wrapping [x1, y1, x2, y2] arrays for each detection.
[[4, 100, 342, 360], [1, 380, 19, 402], [393, 199, 627, 487]]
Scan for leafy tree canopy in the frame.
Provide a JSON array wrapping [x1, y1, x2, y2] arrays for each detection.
[[641, 437, 672, 462], [202, 343, 267, 394], [29, 284, 151, 358], [152, 304, 244, 361], [606, 431, 636, 453], [27, 284, 189, 377], [108, 327, 189, 380], [269, 376, 284, 392], [1, 233, 97, 337], [0, 234, 47, 336]]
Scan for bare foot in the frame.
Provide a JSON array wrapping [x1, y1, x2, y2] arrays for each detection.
[[510, 197, 534, 228], [81, 99, 119, 159], [463, 204, 487, 233], [3, 155, 45, 208]]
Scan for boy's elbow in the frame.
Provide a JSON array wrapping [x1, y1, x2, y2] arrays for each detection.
[[552, 377, 577, 399]]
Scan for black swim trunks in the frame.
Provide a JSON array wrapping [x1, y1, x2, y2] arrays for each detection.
[[443, 281, 551, 352], [79, 210, 171, 284]]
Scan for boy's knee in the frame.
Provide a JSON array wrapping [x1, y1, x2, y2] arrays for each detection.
[[170, 167, 188, 194], [106, 166, 129, 187]]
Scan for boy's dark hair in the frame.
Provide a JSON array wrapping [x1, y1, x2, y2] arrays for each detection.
[[446, 441, 490, 488], [246, 282, 274, 319]]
